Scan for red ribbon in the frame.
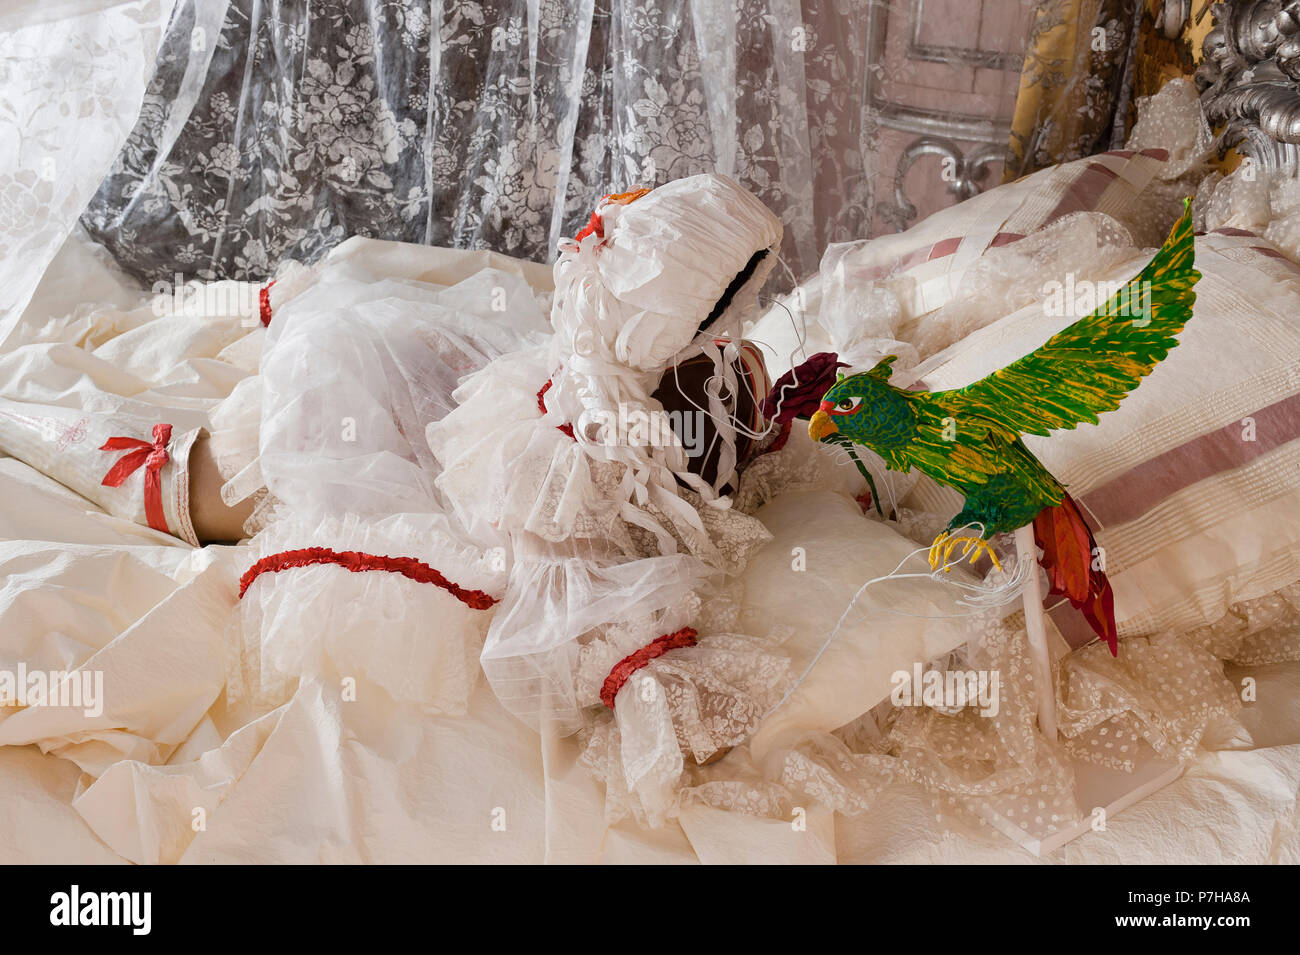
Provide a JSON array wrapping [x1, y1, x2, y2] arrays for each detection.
[[600, 627, 699, 709], [572, 188, 651, 243], [536, 378, 576, 440], [574, 209, 604, 243], [99, 423, 172, 534], [237, 546, 499, 608], [259, 280, 276, 327]]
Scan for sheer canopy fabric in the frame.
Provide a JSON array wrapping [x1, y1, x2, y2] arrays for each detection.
[[0, 0, 174, 344], [82, 0, 911, 284]]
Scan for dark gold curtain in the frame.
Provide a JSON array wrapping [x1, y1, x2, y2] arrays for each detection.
[[1004, 0, 1205, 180]]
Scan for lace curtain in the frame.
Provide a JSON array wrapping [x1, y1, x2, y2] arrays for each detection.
[[79, 0, 899, 285], [0, 0, 174, 343]]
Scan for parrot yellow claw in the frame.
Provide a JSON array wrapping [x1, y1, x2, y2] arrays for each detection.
[[928, 531, 1002, 573]]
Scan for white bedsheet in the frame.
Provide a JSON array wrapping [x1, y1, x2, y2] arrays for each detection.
[[3, 2, 1298, 866], [1, 442, 1298, 864]]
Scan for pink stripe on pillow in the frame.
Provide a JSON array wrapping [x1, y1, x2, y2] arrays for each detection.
[[857, 244, 933, 281], [857, 233, 1028, 282], [1249, 246, 1300, 273], [1205, 232, 1300, 275], [929, 237, 962, 259], [989, 232, 1025, 247], [1078, 390, 1300, 527], [1042, 162, 1120, 226]]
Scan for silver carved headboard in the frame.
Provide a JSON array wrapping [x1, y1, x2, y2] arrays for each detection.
[[1196, 0, 1300, 173], [875, 0, 1300, 234]]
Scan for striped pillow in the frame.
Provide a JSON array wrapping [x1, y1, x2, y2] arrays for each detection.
[[902, 230, 1300, 645], [822, 148, 1175, 327]]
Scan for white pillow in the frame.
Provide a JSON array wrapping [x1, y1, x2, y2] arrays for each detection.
[[748, 148, 1183, 380], [739, 489, 972, 759], [904, 231, 1300, 642]]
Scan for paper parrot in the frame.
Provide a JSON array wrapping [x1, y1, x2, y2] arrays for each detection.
[[807, 201, 1200, 655]]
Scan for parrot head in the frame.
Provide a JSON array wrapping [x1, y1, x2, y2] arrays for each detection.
[[808, 356, 915, 449]]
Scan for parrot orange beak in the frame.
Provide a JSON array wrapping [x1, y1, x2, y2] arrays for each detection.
[[808, 409, 837, 442]]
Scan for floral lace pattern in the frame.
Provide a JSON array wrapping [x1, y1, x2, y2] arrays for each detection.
[[80, 0, 896, 285], [733, 430, 833, 514], [1005, 0, 1197, 180], [580, 630, 793, 826], [672, 582, 1300, 840], [0, 0, 172, 338]]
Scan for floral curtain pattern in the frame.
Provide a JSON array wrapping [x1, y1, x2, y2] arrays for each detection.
[[80, 0, 892, 285], [1004, 0, 1198, 181], [0, 0, 173, 341]]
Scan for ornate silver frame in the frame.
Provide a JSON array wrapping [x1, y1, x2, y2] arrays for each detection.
[[1196, 0, 1300, 174], [873, 0, 1300, 229]]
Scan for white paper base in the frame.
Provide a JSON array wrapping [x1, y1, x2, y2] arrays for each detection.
[[976, 744, 1185, 857]]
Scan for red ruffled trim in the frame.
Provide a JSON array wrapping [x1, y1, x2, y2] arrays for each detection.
[[600, 627, 699, 709], [536, 378, 576, 440], [574, 209, 604, 243], [238, 547, 498, 609], [258, 280, 276, 327], [573, 188, 651, 243]]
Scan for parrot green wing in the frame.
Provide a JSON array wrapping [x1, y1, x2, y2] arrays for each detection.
[[944, 199, 1199, 437], [890, 396, 1063, 504]]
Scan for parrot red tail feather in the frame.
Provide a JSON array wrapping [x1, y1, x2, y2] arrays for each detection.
[[1032, 492, 1118, 656]]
